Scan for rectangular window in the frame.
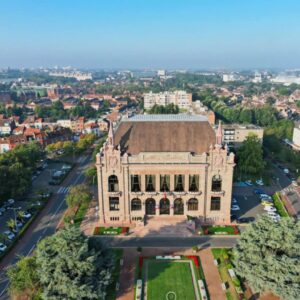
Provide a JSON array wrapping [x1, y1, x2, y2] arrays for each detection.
[[210, 197, 221, 211], [145, 175, 156, 192], [109, 197, 119, 211], [174, 175, 185, 192], [160, 175, 170, 192], [189, 175, 199, 192], [131, 175, 141, 192]]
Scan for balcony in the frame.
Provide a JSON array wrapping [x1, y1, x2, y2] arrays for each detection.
[[108, 191, 122, 196], [188, 191, 202, 196], [211, 190, 225, 196]]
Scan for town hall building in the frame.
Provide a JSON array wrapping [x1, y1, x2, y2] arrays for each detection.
[[96, 114, 235, 226]]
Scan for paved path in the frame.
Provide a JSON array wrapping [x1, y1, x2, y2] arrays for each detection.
[[199, 248, 226, 300], [116, 248, 137, 300]]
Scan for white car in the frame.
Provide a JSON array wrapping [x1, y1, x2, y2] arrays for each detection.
[[292, 181, 298, 187], [0, 243, 7, 252], [259, 194, 272, 200], [264, 206, 277, 212], [283, 168, 289, 174], [231, 205, 240, 211], [4, 230, 15, 240], [245, 180, 253, 186], [232, 198, 238, 204], [23, 212, 32, 219], [256, 180, 264, 186], [7, 199, 15, 205], [16, 220, 23, 228], [267, 211, 280, 217]]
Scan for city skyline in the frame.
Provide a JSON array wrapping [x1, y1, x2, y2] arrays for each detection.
[[1, 0, 300, 69]]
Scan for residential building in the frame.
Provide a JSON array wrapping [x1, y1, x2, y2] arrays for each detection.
[[96, 115, 235, 226], [293, 122, 300, 148], [221, 124, 264, 148], [144, 91, 192, 110]]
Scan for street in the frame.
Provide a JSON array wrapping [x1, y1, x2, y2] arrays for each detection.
[[0, 154, 92, 299]]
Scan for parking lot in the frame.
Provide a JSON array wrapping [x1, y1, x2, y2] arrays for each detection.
[[0, 159, 69, 252]]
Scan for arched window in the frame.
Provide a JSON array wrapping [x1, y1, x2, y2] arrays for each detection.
[[108, 175, 119, 192], [160, 198, 170, 215], [131, 198, 142, 211], [145, 198, 156, 215], [174, 198, 184, 215], [212, 175, 222, 192], [187, 198, 198, 211]]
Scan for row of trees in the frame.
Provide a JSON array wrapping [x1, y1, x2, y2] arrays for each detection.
[[7, 226, 114, 300], [147, 103, 180, 114], [0, 142, 43, 201]]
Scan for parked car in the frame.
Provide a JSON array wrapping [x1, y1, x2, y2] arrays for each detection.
[[232, 198, 238, 204], [230, 214, 238, 222], [261, 200, 274, 206], [245, 180, 253, 186], [7, 199, 15, 205], [267, 211, 280, 217], [0, 243, 7, 252], [231, 205, 240, 211], [253, 188, 265, 194], [23, 212, 32, 219], [283, 168, 289, 174], [259, 194, 272, 200], [0, 207, 6, 213], [237, 217, 255, 223], [292, 180, 298, 187], [4, 230, 15, 240], [264, 206, 277, 212], [255, 179, 264, 186]]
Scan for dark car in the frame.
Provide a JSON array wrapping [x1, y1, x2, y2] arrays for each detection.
[[237, 217, 255, 224], [230, 214, 238, 222], [253, 188, 265, 194]]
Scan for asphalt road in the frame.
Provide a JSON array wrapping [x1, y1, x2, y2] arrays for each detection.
[[0, 154, 92, 299], [98, 236, 238, 248]]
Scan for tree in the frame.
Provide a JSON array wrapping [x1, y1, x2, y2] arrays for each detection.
[[236, 133, 265, 178], [84, 166, 97, 185], [66, 183, 92, 209], [266, 96, 276, 106], [36, 226, 114, 300], [233, 216, 300, 299], [7, 219, 16, 231], [7, 256, 40, 299]]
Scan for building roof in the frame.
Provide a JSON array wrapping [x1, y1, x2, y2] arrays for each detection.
[[114, 114, 215, 154]]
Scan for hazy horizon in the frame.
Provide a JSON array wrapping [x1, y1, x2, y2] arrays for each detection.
[[1, 0, 300, 69]]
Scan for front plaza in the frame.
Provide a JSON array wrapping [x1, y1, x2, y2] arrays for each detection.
[[96, 115, 235, 226]]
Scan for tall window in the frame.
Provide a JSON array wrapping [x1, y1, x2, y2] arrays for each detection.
[[211, 197, 221, 211], [109, 197, 119, 211], [145, 175, 156, 192], [131, 175, 141, 192], [160, 175, 170, 192], [108, 175, 119, 192], [212, 175, 222, 192], [187, 198, 198, 211], [174, 175, 185, 192], [131, 198, 142, 211], [189, 175, 199, 192]]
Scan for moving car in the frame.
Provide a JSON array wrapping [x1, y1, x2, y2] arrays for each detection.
[[232, 198, 238, 204], [245, 180, 253, 186], [7, 199, 15, 205], [231, 205, 240, 211]]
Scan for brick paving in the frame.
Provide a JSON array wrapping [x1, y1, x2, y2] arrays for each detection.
[[199, 248, 226, 300]]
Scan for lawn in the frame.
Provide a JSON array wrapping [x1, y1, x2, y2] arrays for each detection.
[[93, 226, 129, 235], [201, 225, 239, 235], [272, 193, 289, 217], [146, 260, 197, 300]]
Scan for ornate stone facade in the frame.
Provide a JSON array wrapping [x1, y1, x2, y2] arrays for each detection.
[[96, 115, 235, 226]]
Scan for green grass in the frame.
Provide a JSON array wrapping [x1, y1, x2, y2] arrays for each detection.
[[94, 227, 128, 235], [73, 202, 89, 226], [202, 225, 239, 235], [106, 249, 123, 300], [146, 261, 197, 300], [273, 193, 289, 217]]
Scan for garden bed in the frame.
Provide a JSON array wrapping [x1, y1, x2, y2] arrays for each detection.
[[93, 226, 129, 235], [200, 225, 240, 235], [211, 249, 245, 300]]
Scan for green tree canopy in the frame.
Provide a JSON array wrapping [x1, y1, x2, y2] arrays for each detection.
[[36, 226, 114, 300], [66, 183, 92, 209], [233, 216, 300, 299], [236, 133, 265, 178]]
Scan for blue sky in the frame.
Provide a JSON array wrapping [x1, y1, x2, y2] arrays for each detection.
[[0, 0, 300, 69]]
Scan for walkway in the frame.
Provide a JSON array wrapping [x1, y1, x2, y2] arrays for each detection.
[[199, 248, 226, 300], [116, 248, 137, 300]]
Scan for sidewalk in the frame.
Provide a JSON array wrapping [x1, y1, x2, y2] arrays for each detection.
[[199, 248, 226, 300]]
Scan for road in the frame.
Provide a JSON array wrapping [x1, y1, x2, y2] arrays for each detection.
[[0, 154, 92, 299], [99, 236, 238, 248]]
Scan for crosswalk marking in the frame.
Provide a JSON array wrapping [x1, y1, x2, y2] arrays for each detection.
[[57, 186, 70, 194]]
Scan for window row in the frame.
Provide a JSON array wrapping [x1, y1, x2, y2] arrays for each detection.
[[108, 174, 222, 193], [108, 197, 221, 213]]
